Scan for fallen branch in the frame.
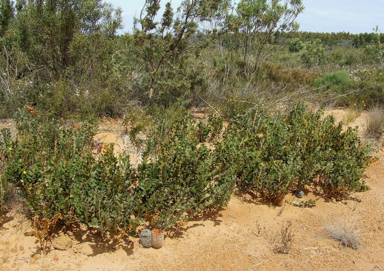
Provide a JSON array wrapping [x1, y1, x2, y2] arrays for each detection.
[[195, 93, 221, 116]]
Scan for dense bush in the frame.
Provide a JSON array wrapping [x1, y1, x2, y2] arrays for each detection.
[[1, 107, 235, 234], [314, 70, 351, 89], [138, 113, 234, 227], [288, 38, 305, 52], [327, 79, 384, 107], [218, 104, 370, 200], [262, 62, 321, 89], [301, 39, 325, 67]]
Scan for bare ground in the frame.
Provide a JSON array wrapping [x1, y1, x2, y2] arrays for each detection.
[[0, 108, 384, 271]]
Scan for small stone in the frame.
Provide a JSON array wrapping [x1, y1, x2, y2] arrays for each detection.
[[10, 244, 18, 253], [295, 190, 305, 198], [140, 229, 152, 248], [52, 234, 73, 250]]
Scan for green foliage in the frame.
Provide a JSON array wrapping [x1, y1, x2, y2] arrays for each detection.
[[15, 0, 122, 80], [262, 61, 321, 89], [219, 104, 370, 200], [301, 39, 325, 67], [0, 128, 11, 221], [0, 0, 14, 37], [221, 0, 304, 76], [364, 40, 383, 63], [314, 70, 351, 89], [0, 0, 124, 118], [3, 109, 140, 235], [2, 106, 235, 233], [141, 107, 234, 228], [288, 38, 305, 52], [324, 71, 384, 107], [131, 0, 220, 101], [353, 32, 384, 48], [0, 174, 9, 223], [0, 0, 379, 234], [345, 53, 358, 66]]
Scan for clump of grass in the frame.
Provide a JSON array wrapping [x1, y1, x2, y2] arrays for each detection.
[[325, 217, 362, 249], [365, 106, 384, 139], [271, 221, 295, 254], [342, 108, 362, 125]]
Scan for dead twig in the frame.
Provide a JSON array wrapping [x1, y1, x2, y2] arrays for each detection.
[[242, 250, 262, 268], [195, 93, 221, 116]]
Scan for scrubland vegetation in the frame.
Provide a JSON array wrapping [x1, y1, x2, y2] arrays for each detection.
[[0, 0, 383, 251]]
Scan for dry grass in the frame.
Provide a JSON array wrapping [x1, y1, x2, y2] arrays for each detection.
[[365, 106, 384, 139], [342, 108, 362, 125], [325, 216, 362, 249], [266, 221, 295, 254]]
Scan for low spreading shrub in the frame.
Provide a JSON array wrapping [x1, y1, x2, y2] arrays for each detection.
[[314, 70, 351, 89], [261, 62, 321, 90], [0, 104, 372, 238], [141, 108, 234, 227], [2, 107, 235, 236], [3, 110, 140, 235], [219, 104, 370, 200], [327, 80, 384, 107]]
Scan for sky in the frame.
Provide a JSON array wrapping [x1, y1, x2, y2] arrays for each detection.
[[108, 0, 384, 34]]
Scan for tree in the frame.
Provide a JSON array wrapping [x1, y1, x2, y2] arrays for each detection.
[[15, 0, 122, 80], [0, 0, 14, 37], [222, 0, 304, 77], [132, 0, 224, 99]]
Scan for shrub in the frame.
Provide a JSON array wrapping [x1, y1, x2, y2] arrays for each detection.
[[2, 106, 235, 235], [288, 38, 305, 52], [0, 174, 9, 224], [326, 80, 384, 108], [363, 35, 383, 63], [301, 39, 325, 67], [345, 53, 358, 66], [273, 221, 295, 254], [3, 109, 140, 237], [261, 62, 321, 90], [141, 108, 235, 227], [0, 128, 12, 223], [326, 217, 362, 249], [0, 104, 372, 238], [365, 106, 384, 139], [314, 70, 351, 89], [219, 104, 371, 200]]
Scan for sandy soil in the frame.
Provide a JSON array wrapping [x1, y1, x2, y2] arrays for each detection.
[[1, 108, 384, 271]]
